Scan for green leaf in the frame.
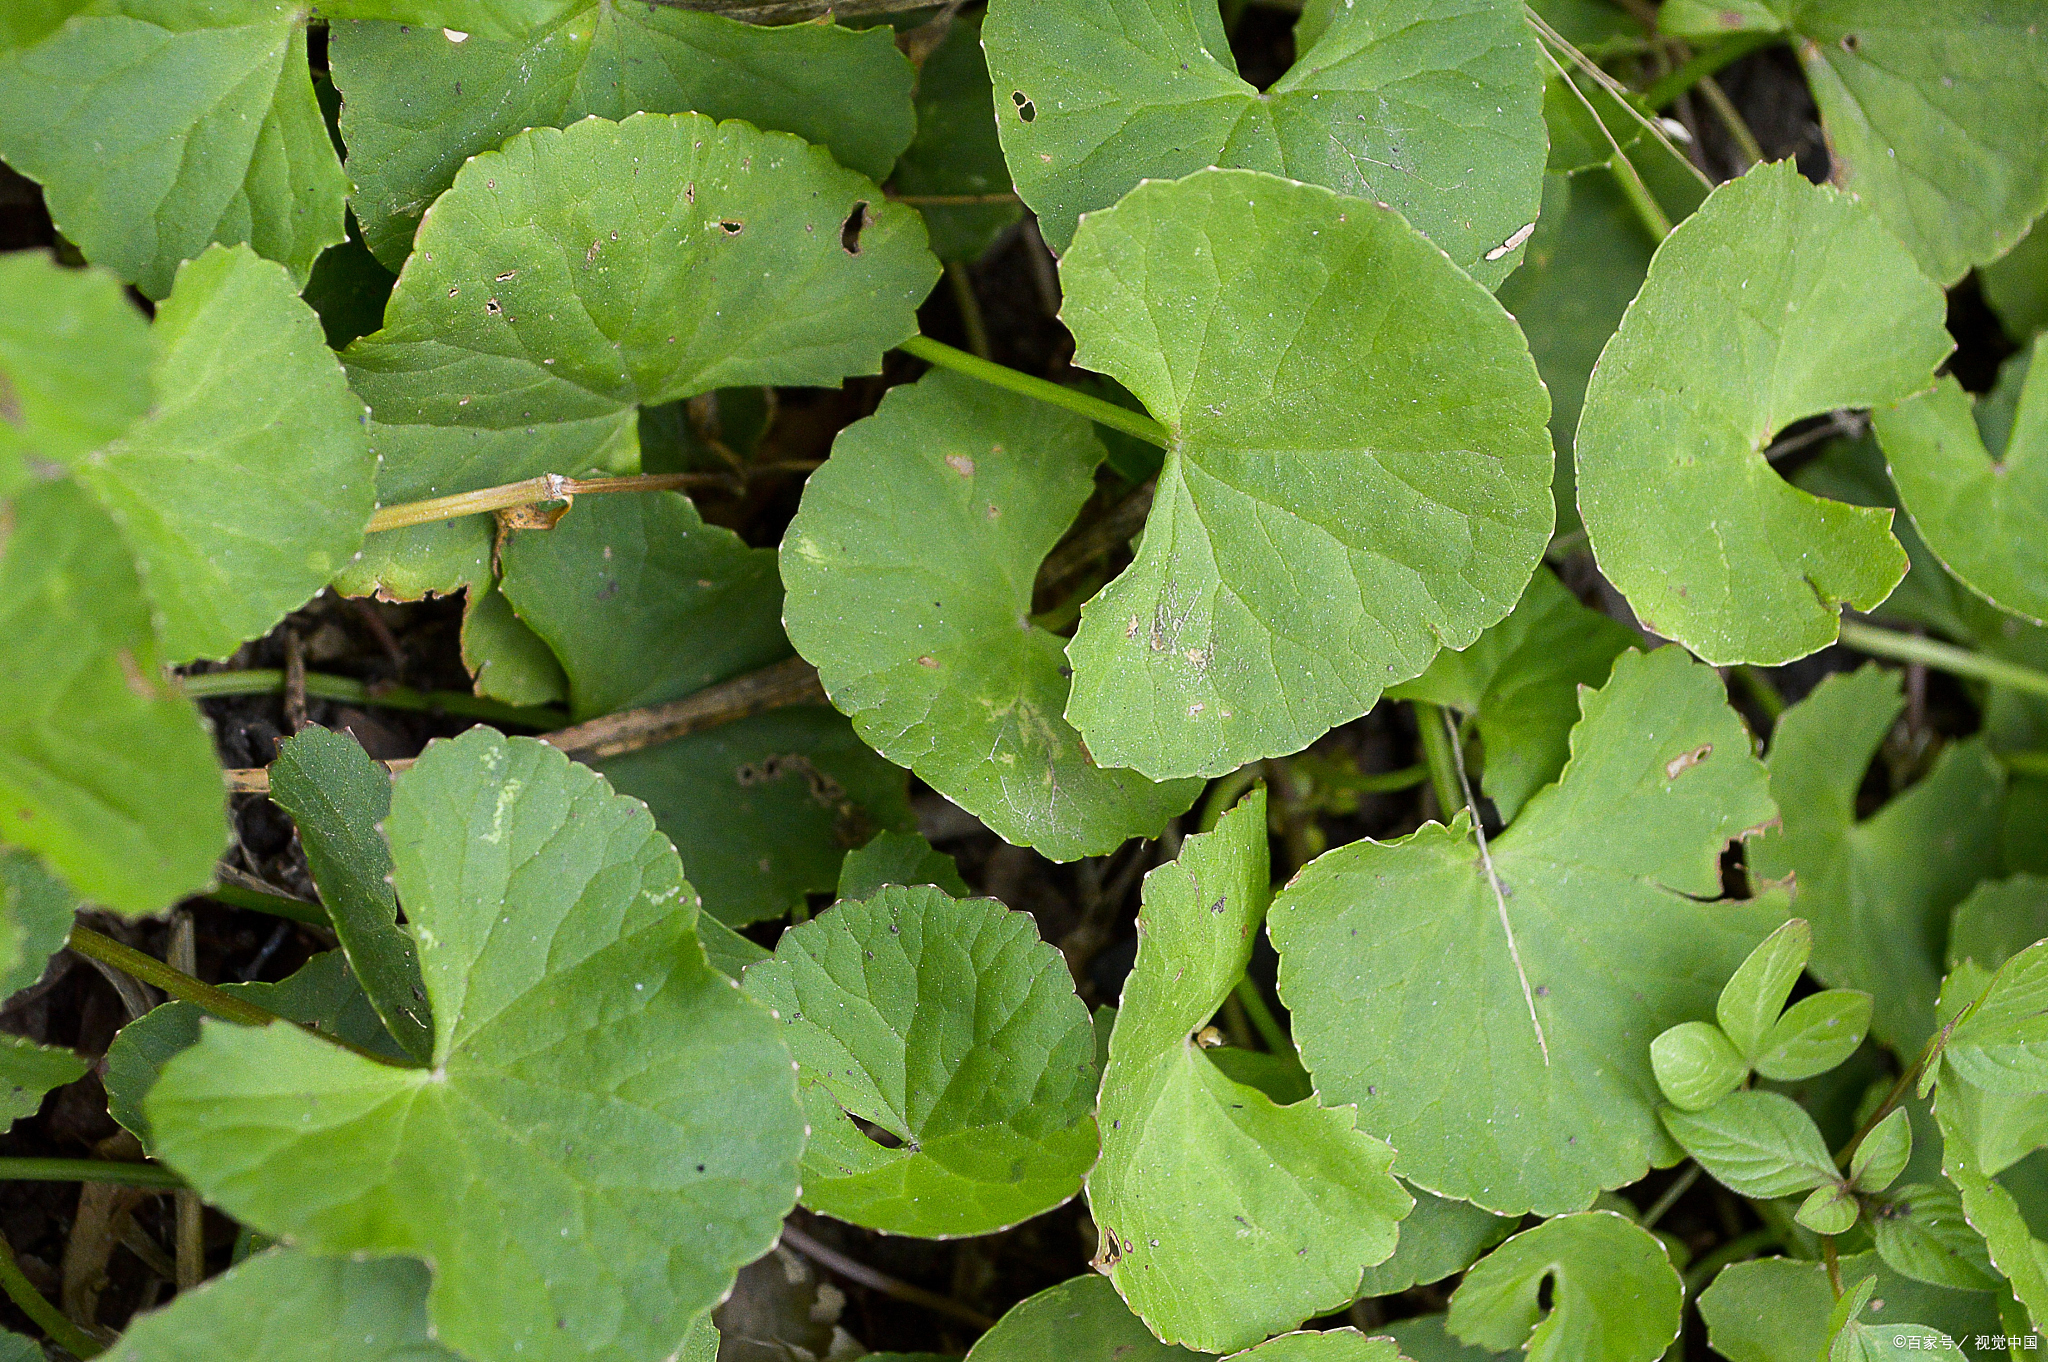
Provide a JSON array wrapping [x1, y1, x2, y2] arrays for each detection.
[[1225, 1331, 1406, 1360], [1937, 1092, 2048, 1331], [1751, 665, 2006, 1053], [1949, 875, 2048, 973], [1699, 1250, 2001, 1361], [0, 849, 76, 1000], [459, 577, 567, 709], [0, 1, 348, 298], [1651, 1021, 1748, 1111], [892, 11, 1021, 263], [1353, 1188, 1517, 1298], [0, 1034, 84, 1131], [1798, 1182, 1860, 1235], [1656, 0, 1783, 36], [66, 244, 373, 662], [1984, 218, 2048, 343], [1874, 337, 2048, 624], [1059, 168, 1554, 781], [1272, 646, 1784, 1214], [1576, 160, 1950, 665], [744, 884, 1098, 1237], [1389, 567, 1636, 820], [147, 729, 804, 1362], [963, 1273, 1215, 1362], [1446, 1211, 1682, 1362], [268, 726, 432, 1064], [100, 1247, 461, 1362], [1660, 1090, 1839, 1198], [782, 368, 1201, 856], [1718, 918, 1814, 1061], [1756, 990, 1873, 1083], [1091, 789, 1409, 1351], [105, 950, 405, 1152], [981, 0, 1547, 282], [0, 252, 150, 495], [1382, 1314, 1511, 1361], [1946, 941, 2048, 1094], [837, 830, 968, 902], [315, 1, 581, 38], [0, 477, 226, 916], [1492, 170, 1655, 539], [1871, 1183, 2000, 1291], [1774, 0, 2048, 285], [330, 7, 914, 270], [340, 109, 938, 598], [1932, 960, 2048, 1177]]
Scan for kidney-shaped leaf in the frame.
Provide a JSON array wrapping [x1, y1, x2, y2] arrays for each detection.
[[1577, 160, 1951, 665], [965, 1274, 1212, 1362], [1874, 339, 2048, 624], [982, 0, 1547, 283], [0, 0, 347, 298], [744, 884, 1098, 1237], [1271, 647, 1785, 1214], [1060, 168, 1554, 780], [1091, 789, 1409, 1352], [0, 252, 150, 494], [0, 479, 225, 916], [340, 110, 938, 599], [1447, 1211, 1682, 1362], [331, 9, 914, 269], [782, 369, 1200, 858], [147, 728, 803, 1362], [1229, 1331, 1406, 1361]]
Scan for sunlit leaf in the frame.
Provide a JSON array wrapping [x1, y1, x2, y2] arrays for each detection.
[[0, 251, 149, 495], [1271, 647, 1784, 1214], [1577, 161, 1950, 665], [1060, 168, 1554, 780], [1353, 1189, 1516, 1298], [964, 1274, 1214, 1362], [1660, 1090, 1838, 1198], [1227, 1331, 1406, 1360]]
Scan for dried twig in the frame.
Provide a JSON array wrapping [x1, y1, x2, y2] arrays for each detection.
[[779, 1223, 995, 1330]]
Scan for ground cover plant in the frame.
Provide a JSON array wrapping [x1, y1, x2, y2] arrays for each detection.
[[0, 0, 2045, 1357]]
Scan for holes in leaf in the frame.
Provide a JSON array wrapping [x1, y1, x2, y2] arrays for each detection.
[[1011, 91, 1036, 123], [1840, 32, 1861, 51], [718, 220, 744, 236], [840, 201, 869, 256], [853, 1115, 905, 1150]]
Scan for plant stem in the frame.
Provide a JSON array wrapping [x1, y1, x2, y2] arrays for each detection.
[[204, 883, 332, 930], [1197, 766, 1265, 834], [0, 1159, 186, 1190], [0, 1229, 103, 1358], [1838, 619, 2048, 702], [886, 191, 1020, 206], [1642, 29, 1783, 110], [1681, 1225, 1778, 1296], [2004, 750, 2048, 778], [898, 335, 1171, 449], [180, 668, 564, 729], [1731, 665, 1785, 722], [66, 927, 401, 1066], [1234, 977, 1292, 1054], [366, 471, 723, 534], [1412, 701, 1467, 824], [1822, 1235, 1841, 1296], [1694, 74, 1766, 168], [544, 655, 825, 762], [780, 1223, 995, 1329], [1643, 1163, 1701, 1229], [944, 262, 992, 359]]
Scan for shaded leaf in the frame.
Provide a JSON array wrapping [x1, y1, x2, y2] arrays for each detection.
[[1949, 875, 2048, 974], [1661, 1090, 1838, 1198], [1699, 1250, 2001, 1361], [1091, 789, 1409, 1351], [1353, 1188, 1516, 1298], [315, 1, 581, 38], [0, 478, 225, 916], [0, 1, 347, 297], [1937, 1091, 2048, 1331], [269, 726, 432, 1063], [1577, 161, 1949, 665], [100, 1247, 459, 1362], [105, 951, 403, 1152], [892, 12, 1021, 263], [0, 1035, 84, 1131], [1932, 960, 2048, 1177], [1874, 338, 2048, 624], [1871, 1183, 2000, 1291], [459, 578, 567, 709], [0, 849, 76, 1000], [782, 369, 1200, 857], [837, 830, 967, 902], [1389, 566, 1636, 820], [1272, 647, 1784, 1214], [963, 1274, 1214, 1362], [1447, 1211, 1682, 1362], [745, 884, 1097, 1237], [982, 0, 1547, 283], [1984, 218, 2048, 343], [1381, 1314, 1510, 1361], [1752, 665, 2006, 1053], [1060, 168, 1554, 780], [331, 7, 913, 269], [148, 729, 804, 1362], [0, 251, 150, 495]]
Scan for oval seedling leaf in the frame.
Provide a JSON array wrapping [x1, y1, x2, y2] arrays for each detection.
[[1753, 989, 1872, 1083], [982, 0, 1547, 283], [781, 369, 1200, 858], [1272, 646, 1784, 1214], [1716, 917, 1813, 1061], [1447, 1211, 1683, 1362], [745, 884, 1098, 1238], [0, 3, 347, 297], [1576, 160, 1950, 666], [1091, 789, 1410, 1352], [1649, 1020, 1747, 1112], [147, 729, 803, 1362], [1060, 168, 1554, 780], [0, 850, 78, 1002], [331, 8, 914, 269]]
